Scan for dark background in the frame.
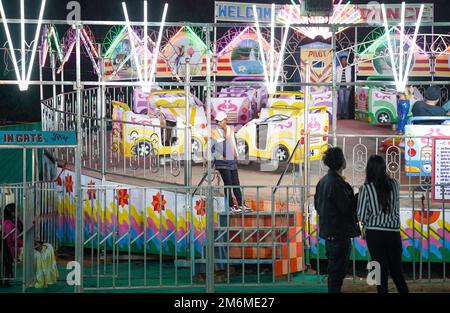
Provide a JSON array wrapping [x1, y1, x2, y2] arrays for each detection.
[[0, 0, 449, 122]]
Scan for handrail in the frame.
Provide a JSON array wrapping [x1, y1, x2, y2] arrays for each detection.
[[272, 139, 302, 195], [191, 171, 209, 196]]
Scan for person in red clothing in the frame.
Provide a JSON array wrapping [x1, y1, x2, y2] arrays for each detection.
[[1, 203, 23, 287]]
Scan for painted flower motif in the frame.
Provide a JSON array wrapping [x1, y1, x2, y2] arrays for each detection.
[[87, 180, 96, 200], [414, 211, 440, 225], [152, 192, 166, 213], [116, 189, 129, 208], [65, 175, 73, 193], [195, 198, 206, 216]]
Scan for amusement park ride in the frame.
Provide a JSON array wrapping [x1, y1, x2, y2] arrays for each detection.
[[1, 0, 450, 292]]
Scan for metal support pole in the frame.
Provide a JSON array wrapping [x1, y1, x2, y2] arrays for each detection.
[[213, 16, 217, 95], [185, 58, 192, 184], [22, 148, 26, 293], [331, 28, 337, 146], [184, 58, 194, 276], [39, 53, 43, 101], [303, 62, 311, 228], [74, 25, 84, 293], [99, 44, 107, 182], [52, 53, 58, 130], [205, 26, 215, 293]]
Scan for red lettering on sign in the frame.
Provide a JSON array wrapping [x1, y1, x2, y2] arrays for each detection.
[[29, 134, 36, 142], [16, 134, 23, 142], [387, 7, 399, 19], [4, 134, 14, 142], [37, 134, 43, 142], [359, 8, 370, 20], [23, 134, 29, 142]]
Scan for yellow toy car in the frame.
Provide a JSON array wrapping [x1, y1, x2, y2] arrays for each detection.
[[236, 105, 329, 163], [112, 101, 206, 163], [264, 91, 305, 117]]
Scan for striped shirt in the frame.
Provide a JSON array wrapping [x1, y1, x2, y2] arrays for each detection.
[[357, 180, 401, 231]]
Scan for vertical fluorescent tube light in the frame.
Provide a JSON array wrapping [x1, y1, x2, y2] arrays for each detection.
[[273, 7, 292, 94], [401, 4, 424, 92], [144, 1, 148, 90], [0, 0, 22, 88], [148, 3, 168, 91], [381, 3, 400, 91], [253, 5, 270, 91], [269, 3, 275, 87], [23, 0, 46, 90], [24, 0, 46, 90], [122, 2, 144, 87], [399, 2, 405, 87], [20, 0, 25, 90]]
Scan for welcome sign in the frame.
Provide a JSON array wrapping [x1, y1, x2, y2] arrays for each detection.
[[215, 2, 433, 23]]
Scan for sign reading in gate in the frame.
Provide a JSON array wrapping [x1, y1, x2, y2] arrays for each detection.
[[0, 131, 77, 147]]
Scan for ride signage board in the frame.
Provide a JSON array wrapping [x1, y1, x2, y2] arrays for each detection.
[[432, 137, 450, 202], [215, 2, 433, 23], [0, 131, 77, 147]]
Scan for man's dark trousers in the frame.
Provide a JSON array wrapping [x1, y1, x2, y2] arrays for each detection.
[[325, 238, 351, 293]]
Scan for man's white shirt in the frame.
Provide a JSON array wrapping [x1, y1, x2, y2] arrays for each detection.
[[335, 65, 352, 88]]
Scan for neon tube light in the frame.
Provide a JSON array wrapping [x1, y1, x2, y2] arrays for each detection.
[[0, 0, 23, 88], [104, 26, 127, 57], [50, 26, 63, 62], [272, 6, 292, 93], [0, 0, 46, 91], [381, 3, 400, 91], [252, 4, 270, 88], [218, 27, 249, 56], [162, 27, 185, 53], [144, 1, 148, 88], [122, 2, 144, 86], [81, 28, 98, 58], [253, 3, 291, 94], [381, 2, 424, 93], [399, 2, 405, 86], [400, 4, 424, 92], [186, 26, 209, 52], [147, 2, 168, 92], [24, 0, 46, 90], [269, 3, 275, 88], [21, 0, 25, 88]]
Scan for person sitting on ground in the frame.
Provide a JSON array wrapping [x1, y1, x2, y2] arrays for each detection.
[[412, 85, 450, 124], [2, 203, 59, 288]]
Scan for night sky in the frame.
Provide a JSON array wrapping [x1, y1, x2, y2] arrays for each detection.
[[0, 0, 449, 122]]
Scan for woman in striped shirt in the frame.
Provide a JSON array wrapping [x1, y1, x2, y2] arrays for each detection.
[[357, 155, 409, 293]]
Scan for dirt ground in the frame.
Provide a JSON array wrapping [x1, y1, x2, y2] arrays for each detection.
[[341, 278, 450, 293]]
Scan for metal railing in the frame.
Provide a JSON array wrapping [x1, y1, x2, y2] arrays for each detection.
[[0, 182, 58, 290]]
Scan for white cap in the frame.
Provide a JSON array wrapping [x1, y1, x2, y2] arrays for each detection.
[[215, 111, 228, 122]]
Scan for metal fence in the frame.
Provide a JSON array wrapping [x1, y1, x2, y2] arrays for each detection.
[[75, 182, 449, 291], [0, 179, 448, 292], [0, 182, 58, 291]]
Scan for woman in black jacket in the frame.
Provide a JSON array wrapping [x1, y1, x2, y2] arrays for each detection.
[[314, 147, 359, 293], [357, 155, 409, 293]]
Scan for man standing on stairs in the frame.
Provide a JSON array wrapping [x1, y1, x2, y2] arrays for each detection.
[[212, 111, 251, 214], [314, 147, 359, 293]]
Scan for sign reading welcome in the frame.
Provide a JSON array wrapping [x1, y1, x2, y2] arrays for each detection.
[[0, 131, 77, 147], [215, 1, 434, 23]]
